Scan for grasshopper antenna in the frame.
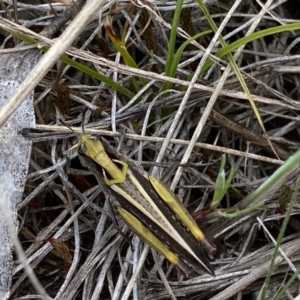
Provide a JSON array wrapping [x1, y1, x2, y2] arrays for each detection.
[[58, 118, 76, 135], [81, 108, 90, 134], [58, 107, 89, 135]]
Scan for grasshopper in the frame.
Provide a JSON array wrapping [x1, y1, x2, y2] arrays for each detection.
[[76, 132, 215, 276]]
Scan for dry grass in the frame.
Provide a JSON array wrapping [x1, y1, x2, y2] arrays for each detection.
[[1, 0, 300, 299]]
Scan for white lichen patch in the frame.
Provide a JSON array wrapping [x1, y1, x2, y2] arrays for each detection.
[[0, 50, 38, 298]]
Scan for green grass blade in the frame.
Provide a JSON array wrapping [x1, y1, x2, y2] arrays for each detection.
[[106, 24, 147, 91], [211, 154, 235, 211], [162, 0, 184, 92], [272, 266, 300, 300], [164, 30, 212, 91], [201, 22, 300, 74], [240, 148, 300, 209], [259, 173, 300, 300], [196, 0, 288, 158], [221, 203, 263, 219], [61, 56, 134, 98], [1, 26, 134, 98]]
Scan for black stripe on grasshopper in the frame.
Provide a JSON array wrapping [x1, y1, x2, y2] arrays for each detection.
[[78, 135, 215, 276], [113, 163, 214, 276]]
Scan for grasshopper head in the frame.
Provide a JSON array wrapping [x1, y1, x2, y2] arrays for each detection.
[[77, 134, 106, 158]]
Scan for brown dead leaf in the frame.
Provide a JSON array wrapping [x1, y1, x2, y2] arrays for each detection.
[[48, 237, 72, 270]]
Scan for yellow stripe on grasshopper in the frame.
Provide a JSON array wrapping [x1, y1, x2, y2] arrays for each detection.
[[78, 134, 127, 185], [112, 171, 210, 272], [149, 176, 205, 241], [75, 133, 214, 275], [112, 171, 198, 257], [117, 205, 180, 266]]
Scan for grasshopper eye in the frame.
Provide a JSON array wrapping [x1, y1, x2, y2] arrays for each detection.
[[90, 135, 98, 141]]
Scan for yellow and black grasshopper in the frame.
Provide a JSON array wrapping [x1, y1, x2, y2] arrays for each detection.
[[76, 132, 215, 276]]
